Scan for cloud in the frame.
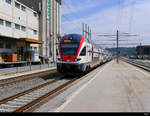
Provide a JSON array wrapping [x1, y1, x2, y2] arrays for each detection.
[[62, 0, 150, 47], [62, 0, 105, 15]]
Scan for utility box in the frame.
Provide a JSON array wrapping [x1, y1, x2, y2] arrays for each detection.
[[7, 54, 17, 62]]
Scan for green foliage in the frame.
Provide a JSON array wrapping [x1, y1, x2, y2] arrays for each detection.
[[131, 51, 137, 56], [106, 47, 136, 56]]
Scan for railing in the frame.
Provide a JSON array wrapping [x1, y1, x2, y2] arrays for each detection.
[[0, 63, 56, 76]]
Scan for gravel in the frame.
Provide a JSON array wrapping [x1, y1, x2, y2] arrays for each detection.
[[0, 73, 62, 100]]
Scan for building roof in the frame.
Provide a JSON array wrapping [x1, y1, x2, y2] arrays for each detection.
[[16, 0, 41, 11], [17, 0, 61, 11], [20, 38, 44, 44]]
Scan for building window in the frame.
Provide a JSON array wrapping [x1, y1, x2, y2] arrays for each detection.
[[5, 21, 11, 27], [0, 19, 4, 25], [15, 2, 20, 9], [33, 30, 37, 35], [33, 12, 37, 17], [34, 47, 37, 51], [5, 42, 11, 49], [21, 6, 26, 11], [15, 24, 20, 30], [21, 26, 26, 31], [5, 0, 11, 4], [30, 47, 33, 50], [0, 42, 3, 48]]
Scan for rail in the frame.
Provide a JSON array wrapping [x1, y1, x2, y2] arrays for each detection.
[[120, 57, 150, 71], [0, 60, 111, 112]]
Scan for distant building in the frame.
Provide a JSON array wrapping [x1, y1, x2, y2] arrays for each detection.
[[136, 45, 150, 55], [0, 0, 43, 63]]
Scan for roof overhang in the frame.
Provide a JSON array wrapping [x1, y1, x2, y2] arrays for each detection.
[[0, 35, 19, 41], [20, 38, 44, 44], [0, 35, 43, 44]]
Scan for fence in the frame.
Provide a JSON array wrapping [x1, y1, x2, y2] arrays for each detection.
[[0, 63, 56, 76]]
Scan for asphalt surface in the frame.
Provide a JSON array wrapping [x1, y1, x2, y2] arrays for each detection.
[[55, 60, 150, 112]]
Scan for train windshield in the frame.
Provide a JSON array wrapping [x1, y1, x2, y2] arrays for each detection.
[[60, 43, 79, 55], [60, 34, 81, 55]]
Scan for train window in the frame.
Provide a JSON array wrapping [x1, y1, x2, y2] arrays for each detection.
[[80, 47, 86, 56], [56, 49, 59, 56]]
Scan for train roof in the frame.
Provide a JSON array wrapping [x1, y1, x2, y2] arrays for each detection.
[[62, 33, 106, 50], [62, 34, 82, 40]]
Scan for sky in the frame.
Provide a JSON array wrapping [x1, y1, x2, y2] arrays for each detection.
[[61, 0, 150, 48]]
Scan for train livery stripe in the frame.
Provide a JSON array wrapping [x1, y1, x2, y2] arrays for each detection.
[[76, 36, 85, 58]]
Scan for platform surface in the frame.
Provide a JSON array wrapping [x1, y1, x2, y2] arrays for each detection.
[[56, 60, 150, 112], [0, 66, 56, 80]]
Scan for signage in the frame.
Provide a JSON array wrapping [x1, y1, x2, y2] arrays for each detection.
[[47, 0, 50, 21], [64, 40, 71, 42]]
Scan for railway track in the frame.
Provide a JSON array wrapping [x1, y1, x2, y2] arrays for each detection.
[[0, 60, 111, 112], [0, 77, 70, 112], [0, 73, 80, 112], [120, 57, 150, 71]]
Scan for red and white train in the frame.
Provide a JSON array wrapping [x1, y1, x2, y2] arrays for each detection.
[[56, 34, 112, 74]]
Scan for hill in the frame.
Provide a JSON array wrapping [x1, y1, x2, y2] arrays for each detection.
[[106, 47, 136, 56]]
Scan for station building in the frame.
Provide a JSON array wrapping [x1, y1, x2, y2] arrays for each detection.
[[0, 0, 43, 64], [17, 0, 62, 63]]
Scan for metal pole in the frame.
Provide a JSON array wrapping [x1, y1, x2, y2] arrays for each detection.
[[16, 63, 18, 73], [30, 61, 31, 71], [40, 62, 42, 69], [117, 30, 119, 63], [85, 24, 87, 39], [48, 62, 50, 68], [82, 23, 84, 37], [90, 29, 91, 40], [88, 26, 90, 41]]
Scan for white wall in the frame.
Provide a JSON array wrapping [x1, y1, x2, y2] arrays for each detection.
[[14, 3, 26, 25], [0, 0, 39, 40], [0, 0, 40, 61], [27, 10, 38, 30], [0, 0, 13, 21]]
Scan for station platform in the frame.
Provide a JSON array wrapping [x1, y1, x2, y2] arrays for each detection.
[[55, 60, 150, 112], [0, 64, 56, 81]]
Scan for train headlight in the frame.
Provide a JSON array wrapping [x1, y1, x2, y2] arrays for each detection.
[[57, 58, 61, 61], [75, 58, 81, 61]]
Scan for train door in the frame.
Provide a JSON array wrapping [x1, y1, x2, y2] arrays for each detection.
[[86, 44, 89, 62], [98, 49, 100, 64], [91, 46, 94, 67]]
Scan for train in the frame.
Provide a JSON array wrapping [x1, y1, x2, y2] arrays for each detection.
[[56, 33, 112, 74]]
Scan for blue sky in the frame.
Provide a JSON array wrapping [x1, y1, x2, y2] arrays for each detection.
[[61, 0, 150, 48], [62, 0, 119, 21]]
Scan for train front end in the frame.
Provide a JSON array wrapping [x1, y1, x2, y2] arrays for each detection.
[[57, 34, 86, 74]]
